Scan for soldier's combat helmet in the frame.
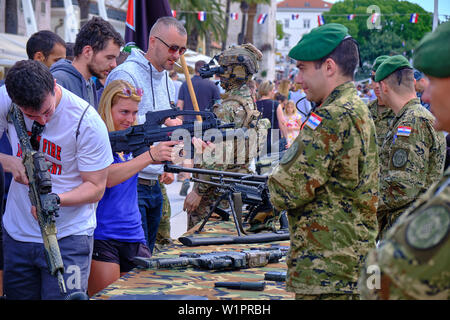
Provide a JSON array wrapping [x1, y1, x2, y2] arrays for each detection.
[[218, 43, 263, 91]]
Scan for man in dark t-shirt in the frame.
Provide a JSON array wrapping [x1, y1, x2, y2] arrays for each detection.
[[177, 60, 221, 121]]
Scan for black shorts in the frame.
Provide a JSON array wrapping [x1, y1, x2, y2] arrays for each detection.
[[92, 239, 151, 273]]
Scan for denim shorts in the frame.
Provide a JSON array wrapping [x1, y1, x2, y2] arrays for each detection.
[[2, 229, 93, 300]]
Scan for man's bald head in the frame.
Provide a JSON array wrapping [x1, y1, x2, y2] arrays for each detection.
[[150, 16, 187, 37]]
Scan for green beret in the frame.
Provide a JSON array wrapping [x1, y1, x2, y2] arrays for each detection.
[[375, 55, 412, 82], [372, 55, 390, 72], [288, 23, 349, 61], [413, 21, 450, 78]]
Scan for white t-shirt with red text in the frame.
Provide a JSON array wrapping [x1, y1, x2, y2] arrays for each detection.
[[0, 85, 113, 243]]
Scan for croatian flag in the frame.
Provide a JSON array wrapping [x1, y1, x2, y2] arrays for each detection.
[[305, 113, 322, 130], [198, 11, 206, 21], [318, 15, 325, 26], [410, 13, 419, 23], [371, 13, 379, 24], [257, 13, 268, 24], [171, 10, 176, 18], [230, 12, 238, 20], [397, 126, 412, 137], [292, 13, 299, 20], [347, 14, 355, 21]]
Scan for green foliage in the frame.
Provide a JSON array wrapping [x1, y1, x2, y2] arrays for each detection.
[[169, 0, 226, 49], [323, 0, 432, 80], [276, 20, 284, 40]]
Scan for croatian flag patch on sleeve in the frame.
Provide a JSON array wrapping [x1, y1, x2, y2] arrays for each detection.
[[305, 112, 322, 130], [397, 126, 412, 137]]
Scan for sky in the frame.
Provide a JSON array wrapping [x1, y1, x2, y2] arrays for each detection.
[[324, 0, 450, 17]]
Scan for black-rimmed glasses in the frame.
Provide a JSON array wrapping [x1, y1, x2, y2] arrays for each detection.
[[154, 36, 187, 55]]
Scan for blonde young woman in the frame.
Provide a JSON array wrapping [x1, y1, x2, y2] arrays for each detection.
[[88, 80, 179, 296]]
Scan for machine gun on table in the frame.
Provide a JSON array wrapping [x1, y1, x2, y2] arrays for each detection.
[[108, 108, 240, 158], [7, 104, 66, 294], [164, 164, 288, 240], [133, 247, 287, 271]]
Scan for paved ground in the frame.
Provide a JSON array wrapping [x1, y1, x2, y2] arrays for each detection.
[[166, 177, 191, 240]]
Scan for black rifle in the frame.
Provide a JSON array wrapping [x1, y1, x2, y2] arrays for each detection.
[[164, 164, 272, 236], [108, 109, 238, 158], [133, 247, 287, 270], [178, 230, 290, 247], [7, 104, 66, 294]]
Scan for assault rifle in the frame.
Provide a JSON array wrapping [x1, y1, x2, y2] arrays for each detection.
[[108, 109, 239, 158], [7, 104, 66, 294], [164, 164, 273, 236], [133, 247, 287, 271]]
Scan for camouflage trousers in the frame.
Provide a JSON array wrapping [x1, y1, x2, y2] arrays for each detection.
[[156, 183, 172, 245], [295, 293, 360, 300]]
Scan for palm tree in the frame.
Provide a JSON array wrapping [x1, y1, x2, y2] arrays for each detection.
[[170, 0, 225, 54], [234, 0, 271, 44]]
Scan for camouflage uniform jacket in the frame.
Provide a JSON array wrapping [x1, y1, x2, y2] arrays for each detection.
[[194, 84, 270, 195], [377, 98, 445, 239], [367, 99, 396, 149], [268, 81, 379, 295], [359, 167, 450, 300]]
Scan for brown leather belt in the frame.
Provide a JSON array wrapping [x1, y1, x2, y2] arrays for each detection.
[[138, 178, 157, 186]]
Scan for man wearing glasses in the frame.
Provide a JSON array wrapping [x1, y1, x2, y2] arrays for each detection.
[[105, 16, 187, 254], [0, 60, 113, 299]]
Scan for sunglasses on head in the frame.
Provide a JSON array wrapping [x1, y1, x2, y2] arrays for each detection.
[[154, 36, 187, 55], [122, 87, 144, 97]]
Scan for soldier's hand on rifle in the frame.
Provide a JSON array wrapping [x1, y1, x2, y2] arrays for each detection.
[[150, 140, 181, 163], [0, 154, 29, 185], [183, 189, 202, 213], [192, 137, 214, 154], [164, 117, 183, 127]]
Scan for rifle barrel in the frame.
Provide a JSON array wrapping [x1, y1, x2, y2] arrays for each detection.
[[164, 164, 267, 182]]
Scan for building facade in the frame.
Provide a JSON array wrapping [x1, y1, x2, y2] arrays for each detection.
[[275, 0, 332, 60]]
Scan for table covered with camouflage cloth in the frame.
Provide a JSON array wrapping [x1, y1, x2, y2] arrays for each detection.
[[92, 220, 293, 300]]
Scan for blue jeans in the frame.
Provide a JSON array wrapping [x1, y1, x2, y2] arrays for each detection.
[[137, 181, 163, 254], [3, 229, 93, 300]]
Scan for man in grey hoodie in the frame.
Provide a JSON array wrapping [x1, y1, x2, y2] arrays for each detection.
[[50, 17, 124, 110], [105, 16, 187, 253]]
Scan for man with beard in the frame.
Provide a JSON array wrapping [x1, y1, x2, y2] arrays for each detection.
[[105, 16, 186, 253], [368, 55, 396, 149], [50, 17, 124, 110]]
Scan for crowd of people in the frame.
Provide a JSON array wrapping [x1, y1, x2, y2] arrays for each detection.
[[0, 15, 448, 301]]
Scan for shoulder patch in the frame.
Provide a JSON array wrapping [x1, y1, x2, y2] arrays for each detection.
[[397, 126, 412, 137], [391, 148, 409, 168], [304, 112, 322, 130], [280, 140, 300, 165], [406, 205, 450, 250]]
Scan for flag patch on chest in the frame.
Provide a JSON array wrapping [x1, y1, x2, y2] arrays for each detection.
[[305, 112, 322, 130], [397, 126, 412, 137]]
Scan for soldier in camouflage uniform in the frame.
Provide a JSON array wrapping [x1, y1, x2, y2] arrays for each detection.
[[267, 23, 379, 300], [374, 55, 446, 240], [183, 44, 270, 231], [367, 55, 396, 149], [359, 21, 450, 300]]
